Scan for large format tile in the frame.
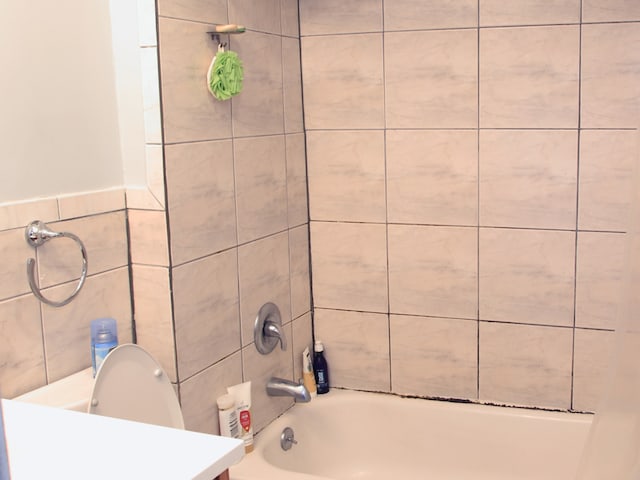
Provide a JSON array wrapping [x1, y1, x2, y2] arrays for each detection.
[[301, 34, 384, 129], [386, 29, 477, 129], [575, 232, 626, 330], [282, 37, 304, 134], [289, 225, 311, 320], [157, 0, 227, 24], [234, 136, 288, 243], [128, 209, 169, 267], [387, 130, 477, 226], [480, 0, 580, 26], [281, 0, 300, 37], [42, 268, 133, 382], [132, 265, 177, 382], [389, 225, 477, 319], [480, 26, 579, 128], [578, 130, 635, 232], [384, 0, 477, 31], [0, 227, 34, 300], [180, 352, 243, 435], [165, 140, 236, 265], [479, 322, 573, 409], [285, 133, 308, 228], [573, 328, 615, 412], [158, 17, 232, 143], [299, 0, 382, 35], [479, 228, 575, 326], [479, 130, 578, 229], [311, 222, 388, 313], [0, 295, 46, 398], [231, 32, 284, 137], [581, 23, 640, 128], [38, 212, 129, 289], [172, 250, 241, 380], [307, 130, 386, 223], [229, 0, 281, 35], [582, 0, 640, 22], [238, 232, 291, 347], [391, 315, 477, 400], [315, 309, 390, 392]]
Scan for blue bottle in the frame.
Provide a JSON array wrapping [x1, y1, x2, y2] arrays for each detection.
[[91, 318, 118, 377], [313, 340, 330, 394]]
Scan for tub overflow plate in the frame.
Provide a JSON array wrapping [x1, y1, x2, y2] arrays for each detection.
[[280, 427, 297, 451]]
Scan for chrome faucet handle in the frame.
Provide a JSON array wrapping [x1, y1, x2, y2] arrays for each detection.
[[264, 321, 287, 351], [254, 302, 287, 354]]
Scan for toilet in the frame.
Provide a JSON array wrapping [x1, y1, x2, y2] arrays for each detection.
[[15, 344, 184, 430]]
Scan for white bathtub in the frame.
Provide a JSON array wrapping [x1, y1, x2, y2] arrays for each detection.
[[231, 389, 592, 480]]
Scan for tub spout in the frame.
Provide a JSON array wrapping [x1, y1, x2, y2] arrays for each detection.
[[267, 377, 311, 403]]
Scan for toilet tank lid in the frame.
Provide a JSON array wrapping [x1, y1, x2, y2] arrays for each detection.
[[13, 367, 93, 412]]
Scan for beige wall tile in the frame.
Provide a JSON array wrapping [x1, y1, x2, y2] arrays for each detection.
[[234, 136, 288, 244], [578, 130, 635, 231], [315, 309, 390, 392], [583, 1, 640, 26], [58, 189, 126, 220], [132, 265, 177, 382], [391, 315, 477, 400], [292, 312, 312, 382], [180, 352, 243, 435], [389, 225, 477, 319], [385, 0, 477, 30], [301, 34, 384, 129], [480, 228, 575, 326], [0, 198, 59, 232], [0, 295, 46, 398], [0, 228, 34, 300], [172, 250, 241, 380], [289, 225, 311, 320], [573, 328, 615, 412], [281, 0, 300, 37], [387, 130, 477, 226], [43, 268, 133, 382], [238, 232, 291, 347], [300, 0, 382, 35], [128, 209, 169, 267], [282, 37, 304, 134], [311, 222, 388, 313], [157, 0, 227, 24], [479, 322, 573, 409], [145, 145, 166, 209], [480, 26, 579, 128], [242, 327, 294, 432], [576, 232, 626, 330], [39, 212, 128, 288], [386, 29, 477, 129], [158, 18, 232, 143], [581, 23, 640, 128], [232, 32, 284, 137], [479, 130, 578, 229], [307, 130, 386, 223], [480, 0, 580, 26], [285, 133, 308, 228], [229, 0, 281, 34], [165, 140, 236, 265]]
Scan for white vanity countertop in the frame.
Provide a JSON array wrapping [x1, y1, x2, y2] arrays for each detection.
[[2, 399, 244, 479]]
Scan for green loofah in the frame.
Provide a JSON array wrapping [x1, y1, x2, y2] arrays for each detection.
[[208, 50, 244, 101]]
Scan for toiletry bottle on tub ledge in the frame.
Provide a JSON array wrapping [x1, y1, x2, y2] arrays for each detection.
[[314, 340, 330, 394]]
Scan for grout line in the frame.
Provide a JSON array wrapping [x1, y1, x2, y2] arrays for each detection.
[[476, 0, 481, 401]]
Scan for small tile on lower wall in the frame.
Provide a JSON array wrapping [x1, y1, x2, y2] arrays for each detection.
[[180, 351, 243, 435], [0, 295, 46, 398], [128, 209, 169, 267], [314, 309, 390, 392], [390, 315, 477, 400], [289, 225, 311, 320], [479, 322, 573, 410], [573, 329, 615, 412]]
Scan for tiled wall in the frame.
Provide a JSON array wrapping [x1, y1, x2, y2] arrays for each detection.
[[301, 0, 640, 412], [149, 0, 311, 434], [0, 191, 133, 399]]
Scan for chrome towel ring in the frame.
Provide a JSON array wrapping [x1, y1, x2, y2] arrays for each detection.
[[25, 220, 88, 307]]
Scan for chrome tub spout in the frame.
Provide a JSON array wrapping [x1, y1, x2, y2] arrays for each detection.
[[267, 377, 311, 403]]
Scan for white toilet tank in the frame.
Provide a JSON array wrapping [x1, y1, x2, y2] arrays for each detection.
[[14, 367, 93, 412]]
